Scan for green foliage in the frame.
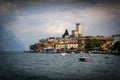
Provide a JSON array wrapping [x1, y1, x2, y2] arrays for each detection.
[[62, 29, 69, 38], [114, 41, 120, 52], [65, 29, 69, 35], [30, 44, 35, 50], [85, 38, 101, 51], [92, 39, 101, 47]]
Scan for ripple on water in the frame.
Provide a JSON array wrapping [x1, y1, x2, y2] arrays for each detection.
[[0, 52, 120, 80]]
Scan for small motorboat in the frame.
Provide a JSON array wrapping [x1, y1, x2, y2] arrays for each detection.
[[89, 54, 93, 56], [60, 53, 68, 56], [79, 57, 88, 61]]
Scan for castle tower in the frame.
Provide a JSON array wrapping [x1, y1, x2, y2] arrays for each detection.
[[71, 23, 82, 38], [76, 23, 82, 35]]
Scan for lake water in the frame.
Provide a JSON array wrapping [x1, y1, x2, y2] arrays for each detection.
[[0, 51, 120, 80]]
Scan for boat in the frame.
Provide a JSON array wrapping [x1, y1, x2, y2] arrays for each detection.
[[89, 54, 93, 56], [60, 53, 68, 56], [79, 57, 88, 61]]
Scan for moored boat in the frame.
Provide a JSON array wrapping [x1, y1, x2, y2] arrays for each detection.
[[60, 53, 68, 56]]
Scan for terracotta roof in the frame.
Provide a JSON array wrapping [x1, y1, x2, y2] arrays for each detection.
[[78, 37, 112, 41]]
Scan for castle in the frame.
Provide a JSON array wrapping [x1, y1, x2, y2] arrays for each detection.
[[63, 23, 82, 38], [71, 23, 82, 37], [30, 23, 112, 53]]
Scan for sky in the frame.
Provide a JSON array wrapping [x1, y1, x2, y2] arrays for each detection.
[[0, 0, 120, 50]]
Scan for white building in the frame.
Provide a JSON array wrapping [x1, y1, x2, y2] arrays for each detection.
[[112, 34, 120, 45]]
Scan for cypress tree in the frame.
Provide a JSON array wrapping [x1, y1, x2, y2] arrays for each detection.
[[62, 29, 69, 38]]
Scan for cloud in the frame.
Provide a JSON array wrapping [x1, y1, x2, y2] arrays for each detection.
[[1, 0, 119, 6], [1, 0, 95, 3], [4, 1, 120, 35], [79, 1, 120, 23], [1, 0, 120, 49], [0, 1, 16, 15], [0, 1, 18, 24], [18, 16, 25, 21]]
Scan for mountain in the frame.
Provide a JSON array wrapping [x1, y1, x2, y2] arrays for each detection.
[[0, 24, 24, 51]]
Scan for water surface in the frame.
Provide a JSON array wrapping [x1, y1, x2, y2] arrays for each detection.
[[0, 51, 120, 80]]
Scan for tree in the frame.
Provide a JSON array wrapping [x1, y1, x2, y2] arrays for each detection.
[[85, 38, 101, 51], [114, 41, 120, 53], [85, 38, 93, 51], [62, 29, 69, 38], [92, 39, 101, 48], [30, 44, 35, 50]]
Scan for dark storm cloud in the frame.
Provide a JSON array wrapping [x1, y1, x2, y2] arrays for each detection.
[[1, 0, 119, 4], [97, 0, 120, 5], [1, 0, 119, 12], [0, 0, 96, 24], [1, 0, 96, 3], [0, 1, 18, 24], [0, 0, 97, 7]]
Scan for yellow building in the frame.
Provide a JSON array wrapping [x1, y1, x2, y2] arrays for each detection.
[[67, 43, 78, 49], [55, 43, 78, 50], [55, 38, 78, 50], [83, 36, 112, 51], [55, 43, 65, 50], [72, 30, 79, 37]]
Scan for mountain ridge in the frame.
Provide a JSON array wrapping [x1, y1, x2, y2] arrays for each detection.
[[0, 24, 24, 51]]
